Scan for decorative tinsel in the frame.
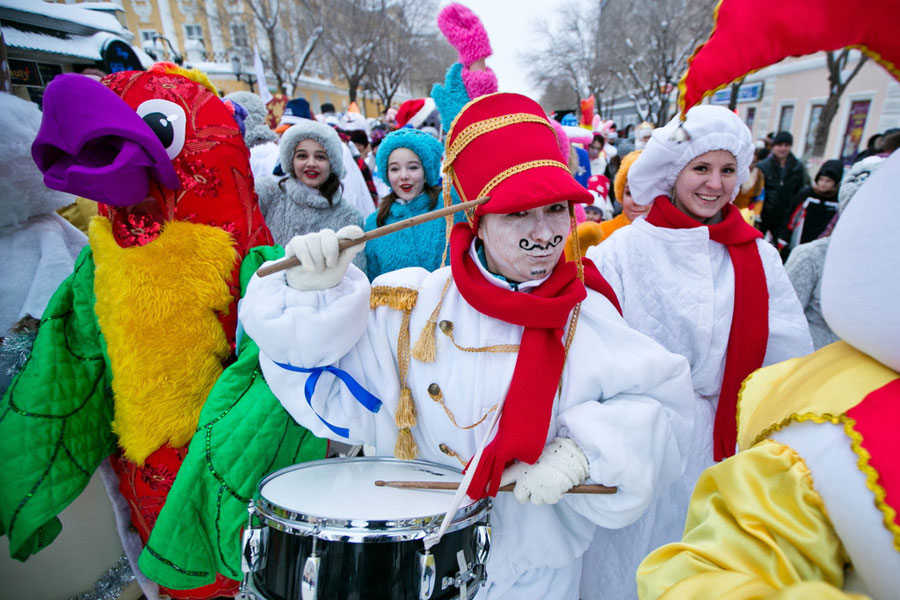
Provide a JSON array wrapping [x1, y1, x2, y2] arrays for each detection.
[[70, 555, 135, 600], [0, 316, 39, 395]]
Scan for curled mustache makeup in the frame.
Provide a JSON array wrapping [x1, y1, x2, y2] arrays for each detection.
[[519, 235, 563, 251]]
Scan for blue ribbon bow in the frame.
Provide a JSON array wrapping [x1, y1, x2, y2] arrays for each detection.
[[273, 361, 382, 438]]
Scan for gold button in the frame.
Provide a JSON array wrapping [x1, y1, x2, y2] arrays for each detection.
[[438, 320, 453, 334], [427, 383, 442, 400]]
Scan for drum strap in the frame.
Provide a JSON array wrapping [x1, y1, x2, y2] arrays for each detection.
[[273, 362, 382, 438]]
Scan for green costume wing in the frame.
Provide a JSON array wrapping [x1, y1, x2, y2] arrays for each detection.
[[139, 246, 328, 588], [0, 248, 116, 560]]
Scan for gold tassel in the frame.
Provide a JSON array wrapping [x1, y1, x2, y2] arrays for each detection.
[[394, 427, 418, 460], [410, 275, 452, 363], [395, 386, 417, 429], [411, 319, 437, 363]]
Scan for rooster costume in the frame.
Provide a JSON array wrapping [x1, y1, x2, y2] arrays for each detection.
[[0, 64, 325, 598]]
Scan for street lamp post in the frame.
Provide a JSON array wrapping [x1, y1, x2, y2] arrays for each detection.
[[230, 55, 255, 93]]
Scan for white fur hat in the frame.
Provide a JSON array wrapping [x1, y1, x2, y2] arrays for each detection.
[[278, 119, 345, 179], [627, 105, 754, 205]]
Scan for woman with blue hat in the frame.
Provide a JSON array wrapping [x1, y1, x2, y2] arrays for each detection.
[[363, 128, 446, 280]]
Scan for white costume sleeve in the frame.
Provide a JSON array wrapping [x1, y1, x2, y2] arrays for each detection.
[[757, 239, 814, 364], [556, 294, 695, 529], [239, 264, 419, 449]]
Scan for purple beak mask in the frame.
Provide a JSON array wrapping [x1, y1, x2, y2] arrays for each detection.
[[31, 73, 180, 207]]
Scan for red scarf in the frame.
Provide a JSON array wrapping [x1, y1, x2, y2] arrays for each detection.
[[646, 197, 768, 460], [449, 223, 621, 499]]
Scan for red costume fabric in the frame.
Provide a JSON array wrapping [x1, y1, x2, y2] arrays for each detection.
[[451, 223, 621, 498], [846, 378, 900, 535], [646, 198, 768, 460], [110, 447, 239, 598], [678, 0, 900, 117]]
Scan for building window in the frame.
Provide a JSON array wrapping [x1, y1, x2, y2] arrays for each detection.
[[140, 30, 157, 43], [745, 107, 756, 132], [778, 104, 794, 133], [231, 23, 249, 48], [804, 104, 825, 153], [184, 24, 204, 41]]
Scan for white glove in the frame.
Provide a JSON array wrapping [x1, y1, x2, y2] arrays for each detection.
[[500, 437, 589, 505], [283, 226, 365, 291]]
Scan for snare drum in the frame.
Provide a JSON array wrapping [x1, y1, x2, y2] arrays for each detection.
[[241, 457, 491, 600]]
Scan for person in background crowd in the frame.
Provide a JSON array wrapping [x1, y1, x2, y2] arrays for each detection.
[[583, 105, 812, 600], [757, 130, 810, 241], [785, 155, 885, 350], [733, 146, 766, 227], [853, 131, 884, 163], [383, 106, 399, 131], [634, 122, 655, 150], [587, 118, 617, 182], [780, 159, 843, 256], [583, 204, 603, 222], [363, 128, 446, 280], [368, 128, 392, 199], [349, 129, 378, 205], [254, 119, 365, 270], [225, 90, 280, 183]]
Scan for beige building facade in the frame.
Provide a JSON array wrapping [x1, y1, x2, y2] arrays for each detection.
[[710, 52, 900, 165], [56, 0, 384, 116]]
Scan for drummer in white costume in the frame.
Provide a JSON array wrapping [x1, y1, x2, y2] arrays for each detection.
[[240, 93, 695, 598]]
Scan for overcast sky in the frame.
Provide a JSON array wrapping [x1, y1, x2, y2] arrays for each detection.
[[436, 0, 549, 99]]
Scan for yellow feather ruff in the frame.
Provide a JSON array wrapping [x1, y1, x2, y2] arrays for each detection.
[[90, 217, 237, 464]]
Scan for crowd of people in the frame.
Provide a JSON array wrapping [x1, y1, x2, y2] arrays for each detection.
[[1, 2, 898, 600]]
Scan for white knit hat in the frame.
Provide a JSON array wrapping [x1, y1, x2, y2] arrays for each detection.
[[278, 119, 346, 179], [627, 105, 753, 205]]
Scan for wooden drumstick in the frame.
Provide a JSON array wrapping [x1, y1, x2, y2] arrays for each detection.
[[374, 480, 617, 494], [256, 196, 489, 278]]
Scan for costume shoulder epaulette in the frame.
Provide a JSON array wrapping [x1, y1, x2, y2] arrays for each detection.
[[370, 285, 419, 311]]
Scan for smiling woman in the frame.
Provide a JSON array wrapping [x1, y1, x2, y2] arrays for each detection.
[[583, 104, 814, 600], [362, 128, 445, 280], [254, 119, 364, 272]]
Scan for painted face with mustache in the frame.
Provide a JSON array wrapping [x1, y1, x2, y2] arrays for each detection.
[[477, 202, 571, 283]]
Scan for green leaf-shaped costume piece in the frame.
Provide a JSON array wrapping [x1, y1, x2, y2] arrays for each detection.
[[0, 249, 116, 560], [138, 246, 328, 588]]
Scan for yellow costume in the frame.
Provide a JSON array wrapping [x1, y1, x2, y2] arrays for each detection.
[[637, 342, 899, 599]]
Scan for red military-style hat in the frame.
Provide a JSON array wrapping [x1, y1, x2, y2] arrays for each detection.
[[442, 92, 593, 230]]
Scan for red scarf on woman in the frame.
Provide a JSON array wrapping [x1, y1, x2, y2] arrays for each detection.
[[449, 222, 621, 499], [646, 197, 768, 460]]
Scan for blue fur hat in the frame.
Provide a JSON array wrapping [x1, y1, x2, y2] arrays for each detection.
[[376, 128, 444, 187]]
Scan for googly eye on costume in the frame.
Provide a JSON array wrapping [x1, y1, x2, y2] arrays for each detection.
[[136, 98, 187, 160]]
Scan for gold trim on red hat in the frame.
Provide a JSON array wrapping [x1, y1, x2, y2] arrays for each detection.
[[445, 113, 555, 164], [477, 159, 569, 200]]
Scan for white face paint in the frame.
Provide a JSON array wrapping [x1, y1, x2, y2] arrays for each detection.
[[476, 202, 571, 283]]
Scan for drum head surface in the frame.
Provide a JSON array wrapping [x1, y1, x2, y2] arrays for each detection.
[[260, 458, 473, 521]]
